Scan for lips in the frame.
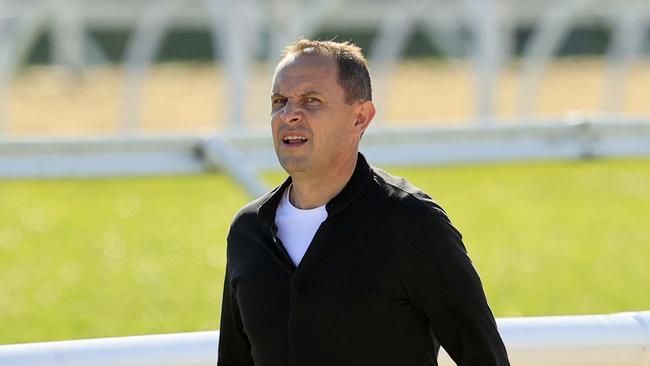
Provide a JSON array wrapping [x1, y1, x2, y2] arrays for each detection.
[[281, 134, 309, 145]]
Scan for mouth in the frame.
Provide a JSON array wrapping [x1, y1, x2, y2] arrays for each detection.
[[282, 135, 309, 146]]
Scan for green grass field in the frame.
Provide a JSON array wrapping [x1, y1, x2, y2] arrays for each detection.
[[1, 157, 649, 345]]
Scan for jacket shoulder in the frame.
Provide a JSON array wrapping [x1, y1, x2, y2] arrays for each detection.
[[371, 166, 448, 219], [229, 185, 279, 231], [231, 195, 264, 225], [370, 166, 466, 255]]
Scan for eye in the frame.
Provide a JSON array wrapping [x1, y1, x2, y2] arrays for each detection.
[[304, 97, 320, 105], [271, 98, 287, 110]]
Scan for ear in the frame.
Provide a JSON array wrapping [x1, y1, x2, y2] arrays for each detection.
[[353, 100, 376, 135]]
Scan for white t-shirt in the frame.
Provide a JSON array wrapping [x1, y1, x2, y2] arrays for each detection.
[[275, 185, 328, 266]]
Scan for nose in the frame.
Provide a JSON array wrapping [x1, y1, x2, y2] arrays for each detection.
[[280, 100, 302, 125]]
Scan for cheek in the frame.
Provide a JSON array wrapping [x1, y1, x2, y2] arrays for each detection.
[[270, 116, 281, 137], [318, 126, 351, 150]]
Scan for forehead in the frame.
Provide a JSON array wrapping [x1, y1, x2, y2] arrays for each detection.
[[272, 53, 340, 94]]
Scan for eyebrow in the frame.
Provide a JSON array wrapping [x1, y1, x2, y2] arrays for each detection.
[[271, 90, 322, 99], [301, 90, 321, 97]]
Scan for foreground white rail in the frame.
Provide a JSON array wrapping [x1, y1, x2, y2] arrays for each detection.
[[0, 311, 648, 366], [0, 331, 218, 366]]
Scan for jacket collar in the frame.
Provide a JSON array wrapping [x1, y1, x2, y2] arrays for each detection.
[[258, 152, 373, 226]]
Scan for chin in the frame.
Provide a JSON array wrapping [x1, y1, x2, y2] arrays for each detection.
[[279, 156, 311, 175]]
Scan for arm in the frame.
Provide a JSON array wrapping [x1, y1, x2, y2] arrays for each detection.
[[401, 211, 509, 366], [217, 263, 254, 366]]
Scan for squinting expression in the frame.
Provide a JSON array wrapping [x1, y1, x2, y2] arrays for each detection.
[[271, 53, 362, 177]]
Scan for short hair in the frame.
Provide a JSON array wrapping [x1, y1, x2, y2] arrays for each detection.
[[280, 39, 372, 104]]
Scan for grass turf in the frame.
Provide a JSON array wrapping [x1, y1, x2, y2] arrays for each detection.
[[0, 157, 648, 344]]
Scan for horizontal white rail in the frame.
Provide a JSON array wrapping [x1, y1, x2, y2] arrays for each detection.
[[0, 119, 649, 196], [0, 120, 648, 175], [0, 311, 648, 366], [212, 119, 650, 172], [0, 331, 218, 366], [0, 134, 206, 178]]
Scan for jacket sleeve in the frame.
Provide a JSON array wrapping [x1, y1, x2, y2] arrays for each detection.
[[218, 263, 255, 366], [401, 210, 510, 366]]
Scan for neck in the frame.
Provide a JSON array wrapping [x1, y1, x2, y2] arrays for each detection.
[[289, 153, 358, 209]]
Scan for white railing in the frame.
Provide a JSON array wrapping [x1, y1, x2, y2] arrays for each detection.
[[1, 311, 648, 366], [1, 118, 649, 197]]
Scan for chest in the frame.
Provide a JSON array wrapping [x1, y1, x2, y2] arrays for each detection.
[[230, 212, 410, 331]]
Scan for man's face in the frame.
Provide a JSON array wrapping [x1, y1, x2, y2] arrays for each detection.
[[270, 53, 368, 177]]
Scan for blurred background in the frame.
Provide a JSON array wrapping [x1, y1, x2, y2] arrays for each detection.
[[2, 0, 650, 135], [0, 0, 649, 345]]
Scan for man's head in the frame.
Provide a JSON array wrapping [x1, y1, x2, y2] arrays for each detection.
[[279, 39, 372, 103], [271, 39, 376, 178]]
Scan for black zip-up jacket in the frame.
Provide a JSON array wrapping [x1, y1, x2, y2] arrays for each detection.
[[218, 153, 509, 366]]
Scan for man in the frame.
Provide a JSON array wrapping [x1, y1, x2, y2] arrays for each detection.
[[218, 39, 509, 366]]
